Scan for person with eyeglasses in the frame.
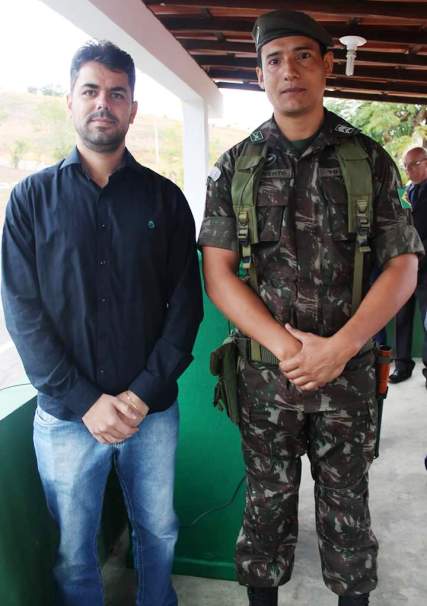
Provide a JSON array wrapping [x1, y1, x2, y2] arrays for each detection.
[[389, 147, 427, 386]]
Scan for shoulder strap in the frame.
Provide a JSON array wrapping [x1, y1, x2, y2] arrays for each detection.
[[231, 138, 268, 362], [231, 139, 269, 289], [335, 139, 373, 314]]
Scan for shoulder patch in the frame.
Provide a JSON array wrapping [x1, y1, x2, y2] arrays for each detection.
[[208, 166, 221, 182], [334, 124, 357, 135], [250, 130, 265, 143], [397, 186, 412, 209]]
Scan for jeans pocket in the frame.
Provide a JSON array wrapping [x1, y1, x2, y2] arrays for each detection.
[[35, 406, 61, 426]]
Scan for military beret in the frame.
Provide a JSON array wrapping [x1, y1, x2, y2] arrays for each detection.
[[252, 10, 333, 51]]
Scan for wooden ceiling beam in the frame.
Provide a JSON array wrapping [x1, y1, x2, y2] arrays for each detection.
[[181, 39, 427, 69], [216, 81, 427, 105], [208, 68, 427, 94], [145, 1, 427, 23], [327, 77, 427, 96], [161, 16, 427, 46], [324, 91, 427, 105], [195, 55, 427, 82]]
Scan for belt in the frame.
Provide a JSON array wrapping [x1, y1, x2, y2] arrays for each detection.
[[235, 336, 373, 367], [235, 337, 279, 366]]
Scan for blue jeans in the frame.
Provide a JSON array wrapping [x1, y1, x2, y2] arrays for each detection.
[[33, 402, 179, 606]]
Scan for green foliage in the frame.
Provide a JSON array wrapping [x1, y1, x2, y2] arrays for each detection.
[[10, 139, 30, 168], [350, 103, 418, 144], [325, 99, 360, 123], [326, 98, 426, 169], [34, 97, 75, 161]]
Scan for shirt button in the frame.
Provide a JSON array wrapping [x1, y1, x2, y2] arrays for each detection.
[[99, 223, 106, 229], [100, 297, 108, 303], [99, 259, 107, 265], [99, 369, 105, 375]]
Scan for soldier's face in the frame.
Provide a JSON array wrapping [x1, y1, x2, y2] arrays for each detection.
[[257, 36, 333, 119], [67, 61, 138, 153]]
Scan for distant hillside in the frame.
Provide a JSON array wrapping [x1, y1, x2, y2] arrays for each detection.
[[0, 89, 246, 183]]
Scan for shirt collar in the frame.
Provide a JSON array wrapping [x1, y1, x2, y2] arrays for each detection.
[[60, 146, 145, 175], [253, 109, 360, 157]]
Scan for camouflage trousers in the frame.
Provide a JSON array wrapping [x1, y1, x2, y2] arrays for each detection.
[[236, 387, 379, 596]]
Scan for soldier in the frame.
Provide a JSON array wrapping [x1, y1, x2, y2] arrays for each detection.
[[198, 10, 423, 606]]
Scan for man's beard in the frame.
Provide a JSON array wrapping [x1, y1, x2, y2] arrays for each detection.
[[76, 110, 128, 153]]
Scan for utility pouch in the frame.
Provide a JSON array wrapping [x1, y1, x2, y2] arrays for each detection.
[[210, 335, 239, 425]]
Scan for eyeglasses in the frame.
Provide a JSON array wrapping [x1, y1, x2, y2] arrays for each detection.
[[404, 158, 427, 171]]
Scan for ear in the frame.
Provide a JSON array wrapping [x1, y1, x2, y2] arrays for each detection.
[[256, 66, 265, 90], [130, 100, 138, 124], [66, 93, 73, 115], [323, 50, 334, 76]]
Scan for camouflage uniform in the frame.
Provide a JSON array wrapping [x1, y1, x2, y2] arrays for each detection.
[[198, 110, 424, 595]]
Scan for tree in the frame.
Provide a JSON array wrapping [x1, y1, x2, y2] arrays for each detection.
[[10, 139, 29, 168], [326, 98, 426, 172], [34, 97, 74, 161]]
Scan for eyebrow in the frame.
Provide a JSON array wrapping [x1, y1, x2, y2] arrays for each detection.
[[80, 82, 128, 94], [264, 46, 315, 60]]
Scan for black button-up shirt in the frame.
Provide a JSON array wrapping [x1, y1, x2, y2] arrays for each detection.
[[1, 148, 203, 419], [408, 178, 427, 244]]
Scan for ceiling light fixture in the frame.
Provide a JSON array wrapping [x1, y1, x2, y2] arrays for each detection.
[[339, 35, 367, 76]]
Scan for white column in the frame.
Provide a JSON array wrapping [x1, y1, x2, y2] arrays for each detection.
[[183, 99, 209, 235]]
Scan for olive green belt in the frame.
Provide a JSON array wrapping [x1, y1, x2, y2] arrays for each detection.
[[235, 336, 373, 367], [235, 337, 279, 366]]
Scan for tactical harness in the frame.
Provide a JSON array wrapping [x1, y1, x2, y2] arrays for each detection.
[[231, 135, 373, 364]]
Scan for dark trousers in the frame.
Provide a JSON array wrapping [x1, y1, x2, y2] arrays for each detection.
[[394, 281, 427, 369]]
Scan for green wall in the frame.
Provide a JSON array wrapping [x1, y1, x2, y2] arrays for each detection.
[[0, 399, 57, 606], [174, 295, 244, 581], [0, 398, 127, 606]]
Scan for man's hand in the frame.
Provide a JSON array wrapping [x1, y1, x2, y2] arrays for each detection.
[[82, 393, 141, 444], [116, 390, 150, 426], [279, 324, 355, 391]]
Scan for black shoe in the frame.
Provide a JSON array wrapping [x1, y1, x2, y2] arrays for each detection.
[[338, 593, 369, 605], [389, 368, 412, 383], [247, 586, 278, 606]]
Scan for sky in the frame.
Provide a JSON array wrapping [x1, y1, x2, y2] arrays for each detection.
[[0, 0, 273, 129]]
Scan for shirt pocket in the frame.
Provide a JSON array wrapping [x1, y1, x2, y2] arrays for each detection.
[[319, 173, 357, 286], [256, 171, 291, 242], [319, 168, 352, 240]]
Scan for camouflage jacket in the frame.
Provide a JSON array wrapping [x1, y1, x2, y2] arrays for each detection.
[[199, 110, 424, 411]]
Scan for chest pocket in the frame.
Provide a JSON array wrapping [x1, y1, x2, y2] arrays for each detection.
[[319, 167, 354, 241], [256, 167, 292, 242]]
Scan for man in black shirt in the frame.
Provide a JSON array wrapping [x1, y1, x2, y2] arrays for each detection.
[[389, 147, 427, 387], [1, 41, 203, 606]]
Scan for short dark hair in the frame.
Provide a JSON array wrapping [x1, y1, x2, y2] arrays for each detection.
[[256, 41, 328, 68], [70, 40, 136, 95]]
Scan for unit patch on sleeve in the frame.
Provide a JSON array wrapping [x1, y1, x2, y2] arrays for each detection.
[[397, 186, 412, 209], [208, 166, 222, 182]]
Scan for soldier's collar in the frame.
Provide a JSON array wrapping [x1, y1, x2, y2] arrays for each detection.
[[248, 117, 276, 144]]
